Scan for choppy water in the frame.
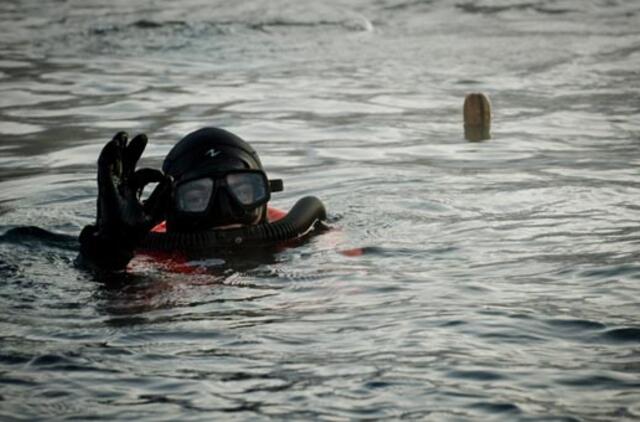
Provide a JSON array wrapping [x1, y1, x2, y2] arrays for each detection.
[[1, 0, 640, 420]]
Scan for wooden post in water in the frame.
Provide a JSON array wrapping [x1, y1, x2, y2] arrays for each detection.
[[463, 93, 492, 141]]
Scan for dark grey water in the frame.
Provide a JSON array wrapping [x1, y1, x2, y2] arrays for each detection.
[[2, 0, 640, 420]]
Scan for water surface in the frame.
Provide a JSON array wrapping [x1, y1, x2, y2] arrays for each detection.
[[1, 0, 640, 420]]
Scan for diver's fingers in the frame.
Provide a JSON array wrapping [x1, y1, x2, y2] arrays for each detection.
[[98, 131, 127, 169], [143, 174, 173, 224], [96, 133, 127, 225], [97, 132, 127, 193], [132, 168, 164, 197], [123, 133, 148, 176]]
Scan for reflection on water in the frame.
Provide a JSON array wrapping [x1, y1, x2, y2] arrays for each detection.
[[2, 0, 640, 420]]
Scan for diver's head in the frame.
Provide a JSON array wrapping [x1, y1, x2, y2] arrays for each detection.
[[163, 127, 276, 232]]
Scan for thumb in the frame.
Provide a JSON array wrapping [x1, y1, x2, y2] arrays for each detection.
[[143, 174, 173, 225]]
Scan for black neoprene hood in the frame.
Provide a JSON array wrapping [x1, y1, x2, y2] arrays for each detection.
[[162, 127, 263, 179], [136, 126, 328, 246]]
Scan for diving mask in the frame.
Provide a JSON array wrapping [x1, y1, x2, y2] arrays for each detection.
[[175, 170, 282, 213]]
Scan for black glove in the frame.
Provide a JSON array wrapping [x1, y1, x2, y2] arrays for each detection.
[[79, 132, 172, 270]]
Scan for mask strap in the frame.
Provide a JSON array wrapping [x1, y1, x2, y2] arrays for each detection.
[[269, 179, 284, 193]]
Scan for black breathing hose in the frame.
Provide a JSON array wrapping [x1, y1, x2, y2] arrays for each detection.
[[140, 196, 326, 252]]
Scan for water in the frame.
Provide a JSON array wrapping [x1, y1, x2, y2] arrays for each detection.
[[1, 0, 640, 420]]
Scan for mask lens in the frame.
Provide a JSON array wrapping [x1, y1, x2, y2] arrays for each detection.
[[176, 178, 214, 212], [226, 172, 268, 206]]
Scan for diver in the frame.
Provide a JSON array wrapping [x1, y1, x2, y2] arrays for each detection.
[[78, 127, 327, 271]]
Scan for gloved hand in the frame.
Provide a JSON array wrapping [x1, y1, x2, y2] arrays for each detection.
[[79, 132, 172, 270]]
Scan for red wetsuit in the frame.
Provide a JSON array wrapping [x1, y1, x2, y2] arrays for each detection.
[[132, 207, 289, 273], [132, 206, 360, 273]]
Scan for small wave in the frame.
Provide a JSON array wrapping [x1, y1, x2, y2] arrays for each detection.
[[469, 401, 521, 414], [27, 352, 119, 374], [74, 12, 373, 56], [28, 353, 75, 367], [580, 264, 640, 279], [592, 43, 640, 61], [247, 15, 373, 33], [546, 318, 606, 331], [0, 226, 78, 251], [543, 318, 640, 345], [89, 15, 371, 39], [132, 19, 188, 30], [456, 2, 575, 16], [447, 369, 505, 381], [0, 375, 37, 387], [383, 0, 435, 12], [91, 19, 190, 35], [557, 373, 640, 388], [601, 327, 640, 343], [0, 352, 31, 365]]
